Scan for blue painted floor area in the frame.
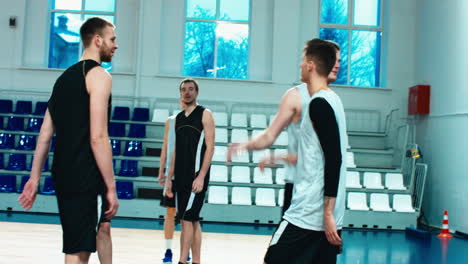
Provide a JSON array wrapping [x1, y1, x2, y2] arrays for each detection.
[[2, 211, 468, 264], [338, 229, 468, 264]]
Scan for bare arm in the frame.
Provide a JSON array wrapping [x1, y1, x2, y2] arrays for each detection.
[[18, 109, 55, 210], [227, 88, 299, 161], [87, 66, 118, 219], [158, 118, 170, 186], [324, 196, 342, 245], [192, 109, 215, 193]]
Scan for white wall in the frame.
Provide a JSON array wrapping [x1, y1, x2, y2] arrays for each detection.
[[0, 0, 416, 117], [415, 0, 468, 233]]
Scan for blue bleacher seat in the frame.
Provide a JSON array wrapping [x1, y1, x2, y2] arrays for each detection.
[[17, 135, 36, 150], [124, 140, 143, 156], [41, 177, 55, 195], [118, 160, 138, 177], [0, 153, 3, 169], [0, 100, 13, 113], [113, 106, 130, 120], [0, 133, 15, 149], [34, 101, 48, 115], [112, 159, 116, 172], [6, 116, 24, 131], [116, 181, 134, 199], [14, 101, 33, 114], [26, 117, 43, 132], [26, 156, 49, 172], [132, 107, 150, 122], [128, 124, 146, 138], [109, 122, 126, 137], [110, 139, 121, 155], [0, 175, 16, 192], [7, 154, 27, 171]]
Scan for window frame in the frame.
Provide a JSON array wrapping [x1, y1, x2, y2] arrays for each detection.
[[47, 0, 117, 69], [183, 0, 252, 79], [319, 0, 384, 88]]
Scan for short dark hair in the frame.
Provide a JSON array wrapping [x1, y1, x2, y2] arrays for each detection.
[[303, 39, 337, 77], [179, 78, 199, 92], [325, 40, 341, 51], [80, 17, 115, 47]]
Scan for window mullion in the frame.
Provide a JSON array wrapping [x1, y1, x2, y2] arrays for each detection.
[[213, 0, 221, 77], [347, 0, 354, 86]]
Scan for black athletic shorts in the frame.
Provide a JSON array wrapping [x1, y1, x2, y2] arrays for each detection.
[[56, 192, 109, 254], [176, 190, 206, 222], [264, 220, 342, 264], [282, 182, 294, 215], [160, 181, 176, 208]]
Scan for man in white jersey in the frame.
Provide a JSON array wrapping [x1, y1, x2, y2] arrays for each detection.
[[264, 39, 347, 264], [227, 42, 341, 215]]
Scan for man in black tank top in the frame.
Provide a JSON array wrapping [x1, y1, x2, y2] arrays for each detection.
[[166, 78, 215, 264], [19, 17, 119, 263]]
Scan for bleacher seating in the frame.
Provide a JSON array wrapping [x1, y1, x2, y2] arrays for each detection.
[[113, 106, 130, 120], [7, 154, 27, 171], [231, 113, 247, 127], [208, 186, 228, 204], [347, 192, 369, 211], [116, 181, 134, 199], [255, 188, 276, 206], [231, 187, 252, 205], [370, 193, 392, 212], [41, 177, 55, 195], [0, 175, 16, 192], [17, 135, 36, 150]]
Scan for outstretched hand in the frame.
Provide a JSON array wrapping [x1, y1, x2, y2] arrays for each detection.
[[18, 179, 39, 210]]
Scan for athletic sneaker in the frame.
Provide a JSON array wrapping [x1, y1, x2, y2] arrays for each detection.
[[162, 249, 173, 263], [186, 254, 191, 263]]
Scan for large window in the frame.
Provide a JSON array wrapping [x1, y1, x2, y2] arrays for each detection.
[[184, 0, 250, 79], [319, 0, 383, 87], [48, 0, 116, 71]]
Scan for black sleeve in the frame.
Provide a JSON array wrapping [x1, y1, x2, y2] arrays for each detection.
[[309, 98, 342, 197]]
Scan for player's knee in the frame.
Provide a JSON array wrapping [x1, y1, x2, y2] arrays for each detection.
[[98, 222, 111, 238], [166, 207, 176, 219]]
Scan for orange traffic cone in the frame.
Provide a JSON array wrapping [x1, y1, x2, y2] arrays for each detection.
[[437, 210, 453, 239]]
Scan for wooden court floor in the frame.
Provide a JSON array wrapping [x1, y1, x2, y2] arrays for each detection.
[[0, 221, 271, 263]]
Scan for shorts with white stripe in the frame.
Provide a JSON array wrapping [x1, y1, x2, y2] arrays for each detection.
[[264, 220, 342, 264], [56, 192, 109, 254]]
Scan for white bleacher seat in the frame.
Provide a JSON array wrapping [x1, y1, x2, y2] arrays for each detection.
[[346, 152, 356, 168], [385, 173, 406, 190], [255, 188, 276, 206], [275, 168, 286, 184], [208, 186, 228, 204], [213, 112, 228, 126], [370, 193, 392, 212], [251, 129, 262, 139], [253, 167, 273, 184], [215, 128, 228, 143], [363, 172, 384, 189], [232, 187, 252, 205], [250, 114, 267, 128], [231, 113, 247, 127], [274, 131, 288, 146], [347, 192, 369, 211], [278, 189, 284, 206], [346, 171, 362, 188], [393, 194, 415, 212], [213, 146, 227, 162], [231, 129, 249, 142], [252, 149, 270, 163], [152, 109, 169, 123], [210, 165, 228, 182], [231, 166, 251, 183]]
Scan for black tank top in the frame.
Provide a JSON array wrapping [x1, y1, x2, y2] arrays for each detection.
[[174, 105, 210, 192], [48, 59, 111, 195]]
